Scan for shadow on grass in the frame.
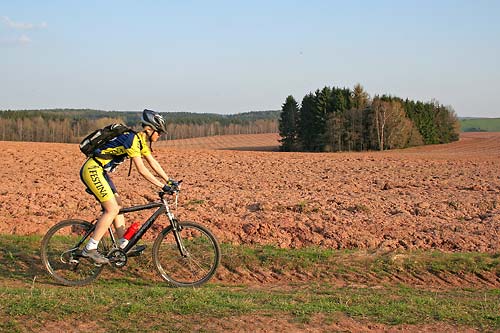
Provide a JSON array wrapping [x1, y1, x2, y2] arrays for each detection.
[[0, 235, 45, 283], [0, 235, 163, 287]]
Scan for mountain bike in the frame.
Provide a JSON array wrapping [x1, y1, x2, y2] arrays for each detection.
[[40, 182, 221, 287]]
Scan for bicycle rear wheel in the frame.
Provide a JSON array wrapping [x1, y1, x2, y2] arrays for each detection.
[[40, 219, 110, 286], [152, 221, 220, 287]]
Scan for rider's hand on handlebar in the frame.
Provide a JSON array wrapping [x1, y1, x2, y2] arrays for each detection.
[[167, 178, 179, 187], [162, 179, 181, 194]]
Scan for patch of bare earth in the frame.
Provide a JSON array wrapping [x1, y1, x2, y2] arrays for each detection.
[[1, 132, 500, 250], [190, 314, 480, 333], [21, 314, 480, 333], [2, 132, 498, 254], [159, 132, 281, 151]]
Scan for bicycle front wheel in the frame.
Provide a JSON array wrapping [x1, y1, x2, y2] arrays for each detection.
[[152, 221, 220, 287], [40, 219, 109, 286]]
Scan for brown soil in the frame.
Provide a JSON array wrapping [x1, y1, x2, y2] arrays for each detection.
[[1, 132, 499, 253], [24, 314, 482, 333], [161, 132, 281, 151]]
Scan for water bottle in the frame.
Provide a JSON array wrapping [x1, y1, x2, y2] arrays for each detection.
[[120, 222, 140, 249]]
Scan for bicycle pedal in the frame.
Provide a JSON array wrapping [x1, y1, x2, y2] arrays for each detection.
[[127, 251, 144, 257], [127, 245, 146, 257]]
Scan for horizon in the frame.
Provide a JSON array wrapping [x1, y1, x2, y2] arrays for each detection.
[[2, 108, 500, 119], [1, 1, 499, 117], [0, 107, 280, 115]]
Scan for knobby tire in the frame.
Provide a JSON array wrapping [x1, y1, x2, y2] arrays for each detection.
[[152, 221, 220, 287], [40, 219, 109, 286]]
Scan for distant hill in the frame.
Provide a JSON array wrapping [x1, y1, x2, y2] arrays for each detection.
[[460, 118, 500, 132], [0, 109, 280, 142], [0, 109, 281, 125]]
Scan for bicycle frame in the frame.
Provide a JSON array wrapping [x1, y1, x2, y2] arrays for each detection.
[[119, 200, 165, 252], [91, 192, 181, 254]]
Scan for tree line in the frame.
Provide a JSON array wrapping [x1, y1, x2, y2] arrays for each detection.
[[0, 109, 279, 143], [279, 84, 460, 152]]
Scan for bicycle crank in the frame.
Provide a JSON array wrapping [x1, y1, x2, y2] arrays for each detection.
[[108, 249, 127, 268]]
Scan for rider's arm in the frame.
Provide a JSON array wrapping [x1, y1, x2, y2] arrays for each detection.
[[131, 156, 164, 188], [143, 154, 170, 183]]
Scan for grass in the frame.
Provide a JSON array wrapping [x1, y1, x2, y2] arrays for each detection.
[[1, 282, 499, 331], [0, 235, 499, 332], [222, 243, 500, 278], [460, 118, 500, 132]]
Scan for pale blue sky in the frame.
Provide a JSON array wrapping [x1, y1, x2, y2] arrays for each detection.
[[1, 1, 499, 116]]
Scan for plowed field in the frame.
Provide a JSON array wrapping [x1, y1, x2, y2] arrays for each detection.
[[0, 132, 499, 253]]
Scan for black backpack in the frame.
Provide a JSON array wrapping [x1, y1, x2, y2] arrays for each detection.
[[79, 123, 133, 157]]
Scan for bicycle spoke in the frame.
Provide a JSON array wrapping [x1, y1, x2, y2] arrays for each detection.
[[41, 220, 105, 286], [153, 221, 220, 287]]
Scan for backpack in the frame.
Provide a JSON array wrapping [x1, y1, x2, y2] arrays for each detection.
[[79, 123, 133, 157]]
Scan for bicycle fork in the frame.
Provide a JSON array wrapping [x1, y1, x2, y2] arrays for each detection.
[[163, 198, 189, 258], [171, 219, 189, 257]]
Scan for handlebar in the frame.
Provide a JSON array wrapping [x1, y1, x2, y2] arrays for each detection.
[[159, 180, 182, 198]]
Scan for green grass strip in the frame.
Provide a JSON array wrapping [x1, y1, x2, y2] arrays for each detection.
[[0, 283, 499, 332], [1, 235, 499, 332]]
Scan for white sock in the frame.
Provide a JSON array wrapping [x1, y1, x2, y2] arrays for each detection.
[[119, 238, 128, 249], [85, 238, 99, 251]]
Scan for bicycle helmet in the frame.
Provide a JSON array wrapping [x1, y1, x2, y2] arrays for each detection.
[[141, 109, 167, 133]]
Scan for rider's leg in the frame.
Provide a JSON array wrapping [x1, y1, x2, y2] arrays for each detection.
[[91, 198, 120, 242], [111, 193, 145, 253], [81, 198, 119, 264], [114, 214, 126, 239], [80, 159, 119, 263], [113, 194, 126, 239]]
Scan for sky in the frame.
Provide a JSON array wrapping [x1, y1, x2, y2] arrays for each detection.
[[1, 1, 499, 117]]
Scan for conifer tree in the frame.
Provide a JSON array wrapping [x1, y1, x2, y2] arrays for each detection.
[[278, 95, 299, 151], [297, 93, 317, 151]]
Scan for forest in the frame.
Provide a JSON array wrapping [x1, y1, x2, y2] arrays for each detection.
[[0, 109, 279, 143], [279, 84, 460, 152]]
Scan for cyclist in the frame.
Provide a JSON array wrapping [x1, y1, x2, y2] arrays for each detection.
[[80, 109, 174, 264]]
